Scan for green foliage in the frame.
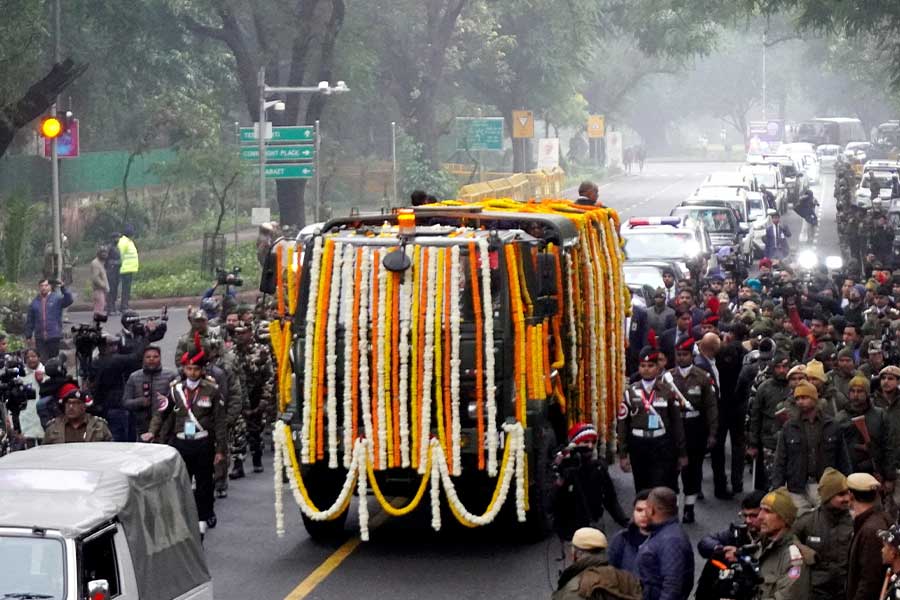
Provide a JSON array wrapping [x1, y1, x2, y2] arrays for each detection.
[[0, 279, 31, 335], [131, 240, 260, 300], [398, 134, 457, 200], [1, 190, 34, 282]]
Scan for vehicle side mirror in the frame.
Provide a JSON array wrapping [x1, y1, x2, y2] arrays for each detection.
[[87, 579, 110, 600]]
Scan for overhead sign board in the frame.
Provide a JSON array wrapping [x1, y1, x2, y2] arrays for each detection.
[[587, 115, 605, 139], [264, 163, 315, 179], [511, 110, 534, 139], [240, 125, 315, 144], [240, 145, 316, 162], [456, 117, 504, 151]]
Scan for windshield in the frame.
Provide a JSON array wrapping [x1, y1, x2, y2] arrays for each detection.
[[623, 266, 665, 289], [747, 197, 765, 219], [673, 208, 735, 233], [817, 147, 838, 156], [866, 172, 895, 187], [741, 169, 777, 188], [622, 231, 696, 259], [0, 536, 65, 599]]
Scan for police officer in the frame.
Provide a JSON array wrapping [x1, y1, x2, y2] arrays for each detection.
[[174, 309, 213, 368], [753, 488, 813, 600], [791, 468, 853, 600], [231, 322, 274, 477], [147, 345, 227, 536], [668, 337, 717, 523], [617, 346, 687, 493], [749, 352, 791, 490]]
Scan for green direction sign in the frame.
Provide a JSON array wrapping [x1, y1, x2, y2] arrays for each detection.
[[456, 117, 504, 151], [264, 163, 315, 179], [240, 125, 315, 144], [240, 145, 316, 161]]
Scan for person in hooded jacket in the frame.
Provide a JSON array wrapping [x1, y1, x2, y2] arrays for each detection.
[[553, 528, 642, 600]]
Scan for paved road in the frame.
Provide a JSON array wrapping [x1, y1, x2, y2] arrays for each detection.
[[67, 162, 841, 600]]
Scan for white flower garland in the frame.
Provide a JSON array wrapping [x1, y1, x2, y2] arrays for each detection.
[[430, 443, 442, 531], [300, 237, 324, 464], [564, 252, 578, 382], [274, 423, 285, 537], [477, 238, 498, 476], [418, 247, 437, 473], [449, 244, 462, 475], [397, 245, 414, 468], [340, 245, 356, 469], [581, 237, 599, 435], [596, 226, 611, 449], [357, 441, 370, 541], [375, 255, 389, 468], [325, 242, 343, 468], [357, 248, 373, 446]]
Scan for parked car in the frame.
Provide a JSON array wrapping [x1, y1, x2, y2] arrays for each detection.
[[816, 144, 841, 171], [0, 443, 213, 600], [620, 217, 716, 282]]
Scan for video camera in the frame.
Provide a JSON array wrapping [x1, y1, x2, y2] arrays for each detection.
[[552, 444, 594, 482], [216, 266, 243, 287], [72, 312, 108, 378], [0, 353, 33, 416], [711, 543, 762, 600], [122, 306, 168, 337]]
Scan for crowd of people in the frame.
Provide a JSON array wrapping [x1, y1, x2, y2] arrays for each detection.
[[553, 167, 900, 599]]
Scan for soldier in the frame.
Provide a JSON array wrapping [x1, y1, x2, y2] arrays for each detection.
[[232, 322, 274, 477], [873, 365, 900, 514], [146, 345, 227, 536], [837, 375, 896, 488], [753, 488, 813, 600], [748, 353, 791, 490], [791, 468, 853, 600], [668, 337, 717, 523], [617, 346, 687, 493], [204, 334, 246, 499], [847, 472, 892, 600], [175, 309, 213, 369]]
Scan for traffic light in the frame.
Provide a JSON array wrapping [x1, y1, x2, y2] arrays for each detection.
[[39, 111, 73, 139]]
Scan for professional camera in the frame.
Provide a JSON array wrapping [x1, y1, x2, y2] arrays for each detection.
[[121, 306, 168, 338], [0, 354, 32, 415], [552, 444, 594, 481], [216, 266, 243, 287], [712, 543, 762, 600], [72, 312, 107, 378]]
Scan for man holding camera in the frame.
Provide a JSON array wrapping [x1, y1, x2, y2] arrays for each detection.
[[24, 279, 73, 362], [118, 309, 167, 356]]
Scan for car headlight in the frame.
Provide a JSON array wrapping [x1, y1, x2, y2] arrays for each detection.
[[798, 249, 817, 270], [684, 240, 701, 258], [825, 256, 843, 270]]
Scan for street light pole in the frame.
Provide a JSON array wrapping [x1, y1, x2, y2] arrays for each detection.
[[258, 67, 267, 210], [391, 121, 398, 209], [51, 0, 62, 282], [762, 29, 767, 122]]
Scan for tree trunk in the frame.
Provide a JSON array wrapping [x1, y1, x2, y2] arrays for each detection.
[[0, 59, 88, 159]]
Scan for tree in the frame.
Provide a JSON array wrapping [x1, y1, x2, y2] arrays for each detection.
[[0, 59, 87, 159], [177, 0, 346, 227]]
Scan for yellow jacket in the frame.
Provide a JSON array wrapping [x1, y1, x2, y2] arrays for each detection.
[[118, 235, 139, 273]]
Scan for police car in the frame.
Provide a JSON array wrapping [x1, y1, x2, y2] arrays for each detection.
[[620, 217, 716, 281]]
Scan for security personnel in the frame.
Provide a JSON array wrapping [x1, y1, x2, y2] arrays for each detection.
[[749, 353, 792, 490], [174, 309, 214, 369], [878, 523, 900, 600], [837, 375, 896, 486], [147, 344, 227, 535], [232, 322, 274, 476], [669, 337, 717, 523], [792, 468, 853, 600], [617, 345, 687, 493], [754, 487, 813, 600], [848, 472, 892, 600]]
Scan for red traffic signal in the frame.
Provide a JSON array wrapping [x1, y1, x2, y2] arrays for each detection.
[[39, 111, 73, 139]]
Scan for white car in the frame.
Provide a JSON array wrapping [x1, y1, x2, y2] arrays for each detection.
[[620, 217, 717, 278], [854, 169, 897, 208], [781, 143, 820, 184], [816, 144, 841, 171], [844, 141, 872, 162]]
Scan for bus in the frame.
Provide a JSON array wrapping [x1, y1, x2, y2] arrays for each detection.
[[795, 117, 866, 146]]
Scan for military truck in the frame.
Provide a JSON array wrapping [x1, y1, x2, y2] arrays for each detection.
[[262, 201, 628, 540]]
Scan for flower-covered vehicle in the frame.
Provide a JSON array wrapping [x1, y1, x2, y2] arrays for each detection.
[[261, 200, 629, 541]]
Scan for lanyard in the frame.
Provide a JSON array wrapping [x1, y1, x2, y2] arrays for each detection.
[[183, 385, 200, 411], [640, 388, 655, 412]]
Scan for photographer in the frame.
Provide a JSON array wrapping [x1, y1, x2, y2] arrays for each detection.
[[694, 490, 765, 600], [552, 423, 630, 543], [91, 334, 143, 441], [23, 278, 74, 362], [201, 267, 243, 323], [118, 309, 167, 356]]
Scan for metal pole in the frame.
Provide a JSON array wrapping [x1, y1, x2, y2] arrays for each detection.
[[315, 119, 321, 221], [51, 0, 62, 281], [258, 67, 266, 210], [391, 121, 398, 208], [762, 30, 767, 122], [234, 121, 240, 246]]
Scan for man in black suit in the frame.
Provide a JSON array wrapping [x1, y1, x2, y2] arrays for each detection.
[[659, 308, 694, 368], [626, 303, 650, 377]]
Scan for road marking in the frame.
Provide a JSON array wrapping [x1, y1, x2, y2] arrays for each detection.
[[284, 507, 391, 600]]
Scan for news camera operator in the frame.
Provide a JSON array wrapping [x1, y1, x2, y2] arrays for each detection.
[[118, 308, 167, 356], [201, 267, 243, 323], [694, 490, 765, 600], [90, 333, 143, 441], [551, 423, 630, 544]]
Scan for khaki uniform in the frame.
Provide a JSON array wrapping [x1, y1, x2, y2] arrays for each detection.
[[617, 378, 686, 492], [669, 366, 717, 499], [43, 414, 113, 444], [792, 505, 853, 600], [753, 532, 814, 600]]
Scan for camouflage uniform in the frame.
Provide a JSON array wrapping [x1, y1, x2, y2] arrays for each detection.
[[235, 337, 275, 471]]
